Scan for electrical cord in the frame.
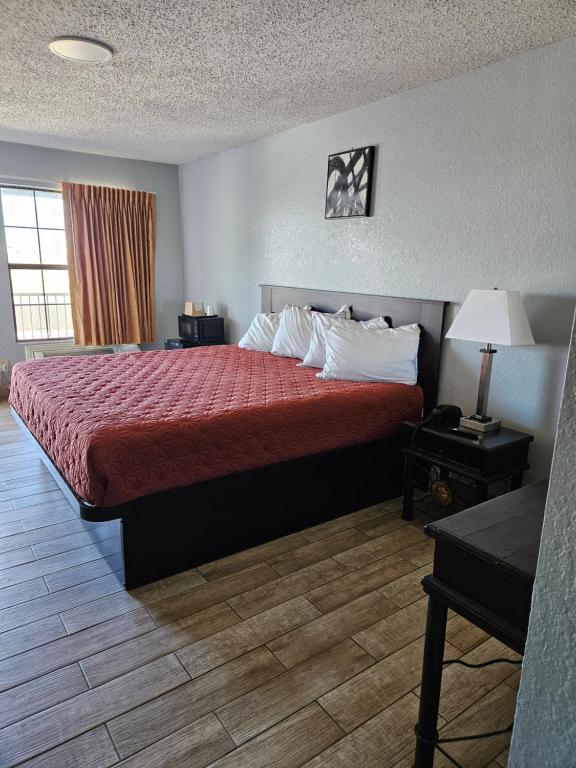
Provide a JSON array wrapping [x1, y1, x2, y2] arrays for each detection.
[[438, 723, 514, 743], [415, 722, 514, 768], [413, 657, 520, 767], [409, 413, 435, 447], [443, 657, 522, 670], [436, 744, 465, 768]]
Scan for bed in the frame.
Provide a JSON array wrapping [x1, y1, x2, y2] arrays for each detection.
[[10, 285, 448, 588]]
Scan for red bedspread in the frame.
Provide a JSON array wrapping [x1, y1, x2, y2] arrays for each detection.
[[10, 346, 423, 507]]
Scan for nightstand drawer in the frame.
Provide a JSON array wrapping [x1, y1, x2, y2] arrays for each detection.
[[416, 429, 531, 475]]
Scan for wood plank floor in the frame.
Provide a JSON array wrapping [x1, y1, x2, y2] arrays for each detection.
[[0, 402, 517, 768]]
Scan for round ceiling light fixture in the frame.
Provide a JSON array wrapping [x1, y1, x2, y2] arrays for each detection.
[[48, 37, 113, 64]]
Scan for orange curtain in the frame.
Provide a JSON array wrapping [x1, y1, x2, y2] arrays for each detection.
[[62, 182, 157, 346]]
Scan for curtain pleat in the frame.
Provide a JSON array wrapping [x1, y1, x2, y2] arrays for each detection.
[[62, 182, 157, 346]]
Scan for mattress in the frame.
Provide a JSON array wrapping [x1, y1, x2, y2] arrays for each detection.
[[10, 345, 423, 507]]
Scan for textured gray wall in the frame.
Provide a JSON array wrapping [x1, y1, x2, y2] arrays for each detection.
[[179, 38, 576, 479], [509, 312, 576, 767], [0, 142, 182, 364]]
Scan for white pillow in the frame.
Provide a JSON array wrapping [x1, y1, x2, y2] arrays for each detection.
[[318, 323, 421, 384], [238, 312, 280, 352], [271, 304, 350, 360], [335, 304, 352, 320], [301, 314, 390, 369]]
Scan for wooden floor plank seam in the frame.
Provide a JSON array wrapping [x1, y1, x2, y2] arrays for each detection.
[[265, 641, 290, 670], [213, 708, 239, 750], [223, 597, 246, 622], [31, 530, 119, 561], [103, 722, 122, 764], [0, 571, 126, 633], [310, 693, 418, 767], [217, 697, 344, 766], [78, 655, 92, 690], [143, 605, 159, 629], [0, 608, 159, 693]]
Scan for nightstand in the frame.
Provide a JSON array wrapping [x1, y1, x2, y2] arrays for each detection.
[[401, 421, 533, 521]]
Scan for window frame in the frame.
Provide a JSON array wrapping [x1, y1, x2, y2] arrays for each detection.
[[0, 183, 73, 343]]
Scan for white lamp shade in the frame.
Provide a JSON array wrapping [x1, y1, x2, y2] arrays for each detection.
[[446, 289, 535, 346]]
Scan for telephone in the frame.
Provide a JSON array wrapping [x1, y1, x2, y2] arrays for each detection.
[[410, 404, 463, 447], [428, 404, 463, 425]]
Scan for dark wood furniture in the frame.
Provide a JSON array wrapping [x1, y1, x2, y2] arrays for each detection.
[[13, 285, 447, 589], [402, 421, 533, 521], [178, 314, 225, 345], [414, 480, 547, 767]]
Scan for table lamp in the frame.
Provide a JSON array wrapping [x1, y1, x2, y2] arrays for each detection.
[[446, 289, 534, 432]]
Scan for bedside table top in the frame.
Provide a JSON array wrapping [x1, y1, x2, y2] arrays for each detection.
[[404, 421, 533, 452]]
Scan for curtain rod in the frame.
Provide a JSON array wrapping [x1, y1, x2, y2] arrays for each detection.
[[0, 176, 156, 195], [0, 176, 60, 191]]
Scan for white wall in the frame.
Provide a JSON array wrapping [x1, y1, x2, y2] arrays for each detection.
[[0, 141, 182, 365], [180, 38, 576, 479], [509, 311, 576, 767]]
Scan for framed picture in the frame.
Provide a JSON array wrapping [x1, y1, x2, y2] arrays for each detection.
[[325, 146, 375, 219]]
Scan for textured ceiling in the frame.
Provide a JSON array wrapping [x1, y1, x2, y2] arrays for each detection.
[[0, 1, 575, 164]]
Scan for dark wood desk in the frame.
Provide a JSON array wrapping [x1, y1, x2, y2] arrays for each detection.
[[413, 480, 547, 767]]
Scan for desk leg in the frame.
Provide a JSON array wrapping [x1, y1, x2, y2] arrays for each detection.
[[402, 453, 415, 521], [414, 595, 448, 768]]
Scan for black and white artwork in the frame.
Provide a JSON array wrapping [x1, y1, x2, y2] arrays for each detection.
[[325, 146, 374, 218]]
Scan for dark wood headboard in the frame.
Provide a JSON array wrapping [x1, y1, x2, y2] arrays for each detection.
[[261, 284, 448, 415]]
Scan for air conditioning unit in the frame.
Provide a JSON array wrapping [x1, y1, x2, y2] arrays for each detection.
[[24, 342, 140, 360]]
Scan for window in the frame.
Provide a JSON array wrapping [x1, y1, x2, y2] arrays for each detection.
[[0, 185, 73, 341]]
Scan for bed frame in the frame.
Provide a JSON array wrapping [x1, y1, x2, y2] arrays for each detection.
[[13, 285, 448, 589]]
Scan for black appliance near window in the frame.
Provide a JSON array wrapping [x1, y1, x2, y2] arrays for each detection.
[[164, 315, 225, 350]]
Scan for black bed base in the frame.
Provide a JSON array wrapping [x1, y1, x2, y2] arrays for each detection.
[[97, 435, 404, 589]]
